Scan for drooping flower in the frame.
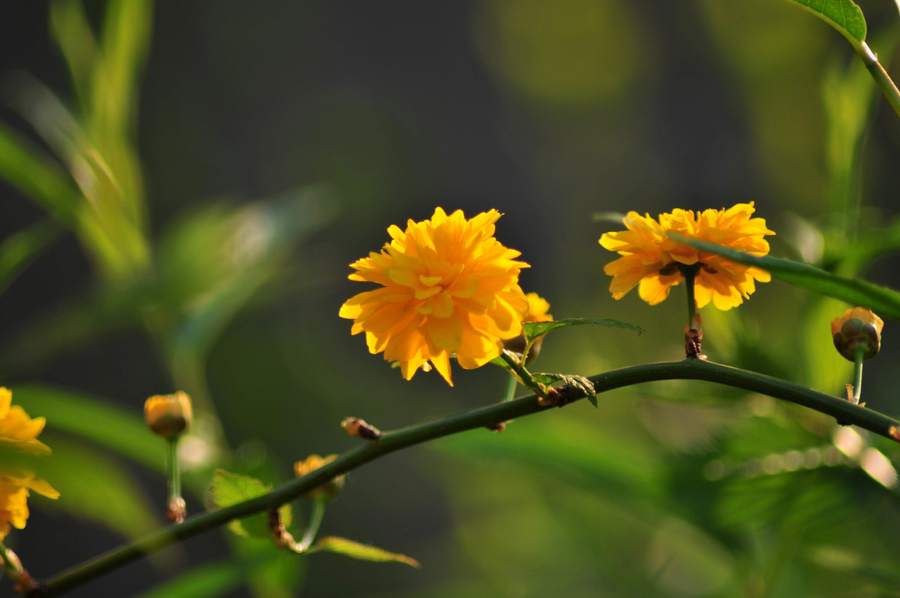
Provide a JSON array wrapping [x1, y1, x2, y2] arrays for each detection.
[[599, 202, 775, 310], [0, 388, 59, 540], [339, 207, 530, 385], [144, 391, 193, 440], [831, 307, 884, 361]]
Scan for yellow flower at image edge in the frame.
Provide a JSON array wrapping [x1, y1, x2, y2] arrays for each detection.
[[599, 202, 775, 310], [339, 207, 530, 385], [0, 387, 59, 541]]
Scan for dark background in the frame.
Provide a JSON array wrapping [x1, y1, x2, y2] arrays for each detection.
[[1, 1, 899, 597]]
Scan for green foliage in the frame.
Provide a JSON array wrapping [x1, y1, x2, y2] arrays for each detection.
[[308, 536, 420, 568], [669, 233, 900, 319], [208, 469, 292, 539], [136, 561, 244, 598], [38, 435, 158, 539], [12, 384, 163, 471], [785, 0, 867, 46], [523, 317, 643, 342]]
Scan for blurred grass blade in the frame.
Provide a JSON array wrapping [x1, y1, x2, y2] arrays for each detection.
[[524, 317, 643, 342], [136, 561, 244, 598], [0, 123, 79, 223], [669, 233, 900, 319], [91, 0, 153, 141], [39, 435, 158, 539], [785, 0, 866, 47], [0, 222, 60, 294], [309, 536, 420, 568], [12, 384, 163, 471], [49, 0, 98, 105]]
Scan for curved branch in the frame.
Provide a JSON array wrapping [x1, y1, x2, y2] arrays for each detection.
[[35, 359, 900, 596]]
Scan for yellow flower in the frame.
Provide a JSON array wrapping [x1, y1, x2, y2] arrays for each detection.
[[0, 388, 59, 540], [524, 292, 553, 323], [293, 454, 345, 499], [599, 202, 775, 310], [339, 207, 530, 385], [144, 391, 193, 440], [831, 307, 884, 361]]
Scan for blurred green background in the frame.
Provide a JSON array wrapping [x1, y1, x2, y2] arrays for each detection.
[[1, 1, 899, 597]]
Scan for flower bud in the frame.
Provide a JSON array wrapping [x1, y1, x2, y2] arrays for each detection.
[[293, 454, 345, 499], [144, 391, 193, 440], [831, 307, 884, 361], [503, 292, 553, 361]]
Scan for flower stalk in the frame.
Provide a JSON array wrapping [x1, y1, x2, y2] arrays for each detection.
[[165, 439, 186, 524], [850, 348, 864, 405]]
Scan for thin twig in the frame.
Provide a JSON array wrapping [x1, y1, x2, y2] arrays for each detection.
[[34, 359, 900, 596]]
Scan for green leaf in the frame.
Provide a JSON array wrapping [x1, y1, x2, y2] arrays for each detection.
[[668, 233, 900, 319], [785, 0, 867, 47], [136, 561, 243, 598], [38, 434, 158, 539], [208, 469, 291, 539], [309, 536, 420, 568], [523, 317, 643, 342], [12, 384, 163, 471], [0, 223, 60, 295], [0, 123, 80, 224]]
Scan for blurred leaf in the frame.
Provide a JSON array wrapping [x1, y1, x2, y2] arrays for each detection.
[[136, 561, 243, 598], [49, 0, 98, 105], [12, 384, 163, 471], [785, 0, 867, 47], [523, 317, 643, 342], [208, 469, 291, 539], [0, 222, 60, 295], [439, 416, 664, 498], [39, 434, 157, 539], [155, 188, 335, 362], [309, 536, 420, 568], [669, 234, 900, 319], [6, 74, 150, 278], [0, 123, 79, 224]]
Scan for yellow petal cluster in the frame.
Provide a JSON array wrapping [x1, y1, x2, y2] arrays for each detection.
[[599, 202, 775, 310], [339, 207, 530, 385], [524, 292, 553, 323], [293, 454, 345, 499], [0, 388, 59, 540]]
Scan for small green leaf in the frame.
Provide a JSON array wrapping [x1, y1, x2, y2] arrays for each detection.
[[523, 318, 643, 342], [668, 233, 900, 320], [785, 0, 867, 47], [208, 469, 291, 539], [309, 536, 420, 568]]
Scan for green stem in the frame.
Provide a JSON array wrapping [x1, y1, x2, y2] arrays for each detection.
[[683, 266, 698, 328], [503, 375, 518, 402], [167, 439, 181, 504], [499, 350, 546, 398], [0, 542, 15, 572], [858, 41, 900, 119], [851, 349, 864, 405], [296, 498, 327, 552], [34, 359, 900, 596]]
